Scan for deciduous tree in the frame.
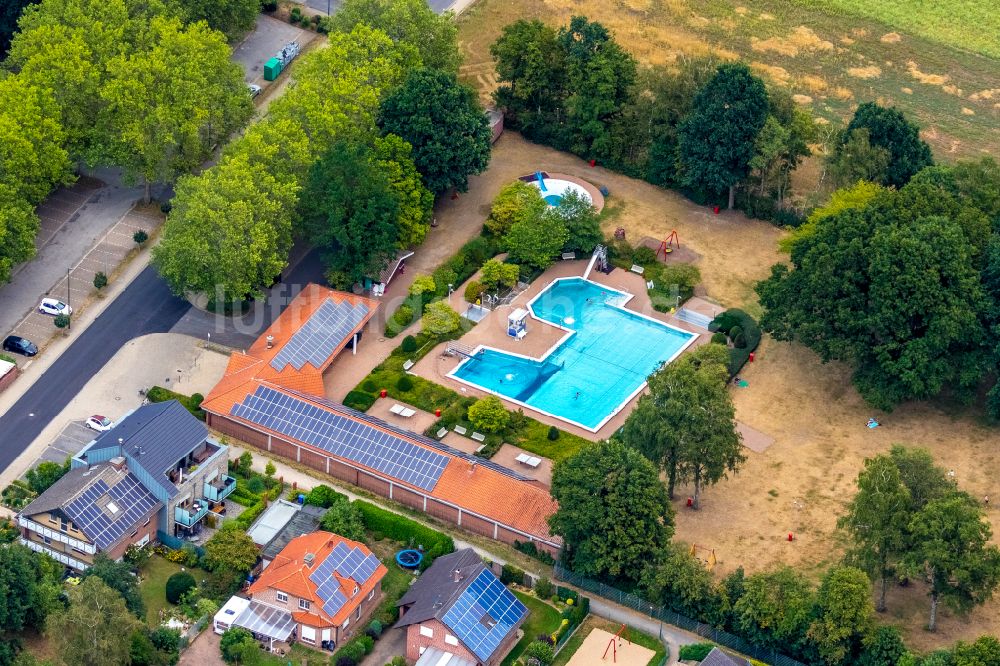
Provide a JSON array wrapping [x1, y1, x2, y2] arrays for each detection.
[[319, 500, 366, 542], [467, 396, 509, 433], [0, 77, 72, 204], [421, 301, 461, 336], [903, 492, 1000, 631], [0, 544, 61, 633], [479, 258, 519, 292], [549, 440, 673, 582], [180, 0, 260, 41], [677, 63, 769, 209], [841, 102, 933, 188], [556, 191, 602, 255], [372, 134, 433, 248], [378, 68, 491, 193], [806, 567, 875, 665], [838, 454, 910, 611], [642, 542, 726, 625], [827, 129, 891, 189], [81, 554, 146, 619], [204, 526, 260, 575], [328, 0, 459, 73], [0, 188, 40, 285], [485, 181, 547, 237], [733, 567, 814, 653], [504, 208, 567, 270], [47, 576, 141, 666], [298, 139, 399, 287]]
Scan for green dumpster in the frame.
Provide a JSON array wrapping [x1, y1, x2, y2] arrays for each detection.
[[263, 57, 282, 81]]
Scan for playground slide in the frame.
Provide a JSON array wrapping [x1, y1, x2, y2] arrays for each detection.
[[535, 171, 547, 192], [583, 251, 599, 280]]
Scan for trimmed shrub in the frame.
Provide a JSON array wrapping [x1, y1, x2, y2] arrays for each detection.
[[409, 275, 436, 301], [709, 309, 761, 375], [679, 644, 715, 661], [344, 390, 377, 411], [513, 540, 555, 565], [360, 635, 375, 654], [464, 280, 485, 303], [547, 426, 559, 441], [500, 564, 525, 586], [367, 619, 383, 639], [165, 571, 196, 604], [711, 332, 728, 345], [534, 577, 554, 599], [631, 245, 657, 265], [304, 485, 347, 509], [467, 396, 509, 433], [145, 385, 206, 420], [362, 379, 378, 392], [400, 336, 417, 353], [421, 301, 461, 336], [396, 375, 414, 392], [385, 304, 414, 337]]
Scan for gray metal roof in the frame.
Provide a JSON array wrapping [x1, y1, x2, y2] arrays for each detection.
[[396, 548, 486, 627], [83, 401, 208, 498], [700, 648, 751, 666], [260, 504, 325, 562]]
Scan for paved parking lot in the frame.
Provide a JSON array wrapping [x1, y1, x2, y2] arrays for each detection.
[[10, 207, 162, 351], [32, 177, 104, 251], [231, 15, 317, 84], [32, 421, 95, 466]]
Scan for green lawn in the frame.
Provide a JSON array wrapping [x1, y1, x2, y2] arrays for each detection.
[[258, 643, 329, 666], [138, 556, 185, 627], [501, 592, 563, 666]]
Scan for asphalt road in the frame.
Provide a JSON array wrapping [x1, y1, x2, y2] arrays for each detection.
[[0, 252, 325, 473]]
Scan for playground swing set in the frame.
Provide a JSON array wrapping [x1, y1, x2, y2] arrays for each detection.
[[602, 625, 632, 663], [655, 230, 680, 260]]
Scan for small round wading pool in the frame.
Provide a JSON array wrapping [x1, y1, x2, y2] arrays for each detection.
[[395, 549, 423, 569]]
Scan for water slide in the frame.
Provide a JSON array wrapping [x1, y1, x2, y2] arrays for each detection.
[[583, 244, 607, 280], [535, 171, 547, 192]]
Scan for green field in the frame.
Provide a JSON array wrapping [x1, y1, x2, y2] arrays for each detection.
[[792, 0, 1000, 58]]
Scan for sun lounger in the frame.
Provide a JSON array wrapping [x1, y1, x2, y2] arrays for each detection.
[[400, 408, 416, 418], [475, 444, 486, 453], [471, 432, 486, 442], [436, 428, 448, 439], [562, 252, 576, 260], [389, 404, 405, 415], [402, 359, 414, 371], [454, 425, 468, 436], [630, 264, 645, 275]]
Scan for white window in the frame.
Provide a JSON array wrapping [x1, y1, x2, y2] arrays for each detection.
[[343, 617, 350, 629], [355, 607, 361, 620], [301, 626, 316, 643], [143, 517, 151, 526], [419, 647, 426, 655], [299, 599, 310, 610], [445, 634, 459, 647], [276, 591, 288, 603], [419, 625, 434, 638], [367, 589, 375, 601], [321, 628, 331, 641]]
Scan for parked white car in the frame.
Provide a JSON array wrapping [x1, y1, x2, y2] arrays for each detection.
[[85, 415, 113, 432], [248, 83, 262, 99], [38, 298, 72, 316]]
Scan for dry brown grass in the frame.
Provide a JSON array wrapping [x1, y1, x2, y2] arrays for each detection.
[[847, 65, 882, 79], [799, 74, 828, 92], [792, 94, 814, 104], [751, 26, 834, 56], [961, 107, 976, 115], [750, 62, 791, 85], [970, 88, 1000, 101], [907, 60, 950, 85], [880, 31, 902, 43]]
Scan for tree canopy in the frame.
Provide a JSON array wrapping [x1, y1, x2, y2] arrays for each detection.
[[733, 567, 814, 654], [297, 139, 399, 287], [504, 206, 568, 270], [378, 67, 491, 193], [0, 544, 61, 634], [204, 527, 259, 575], [677, 63, 769, 208], [47, 576, 141, 666], [81, 554, 146, 619], [485, 180, 547, 237], [372, 134, 433, 248], [180, 0, 260, 41], [839, 102, 933, 188], [549, 439, 673, 583]]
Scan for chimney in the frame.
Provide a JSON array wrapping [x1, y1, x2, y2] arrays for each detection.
[[469, 461, 477, 474], [452, 568, 463, 583], [266, 335, 275, 349], [110, 456, 126, 471], [304, 553, 315, 567]]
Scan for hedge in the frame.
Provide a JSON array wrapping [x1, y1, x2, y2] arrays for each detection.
[[679, 644, 715, 661], [708, 309, 761, 376], [343, 390, 378, 411], [146, 386, 206, 421], [500, 564, 526, 586], [354, 500, 454, 567]]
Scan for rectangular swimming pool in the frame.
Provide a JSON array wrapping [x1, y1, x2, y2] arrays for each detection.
[[449, 277, 696, 431]]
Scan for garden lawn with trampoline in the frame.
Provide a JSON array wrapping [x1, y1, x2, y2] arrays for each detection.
[[449, 277, 696, 431]]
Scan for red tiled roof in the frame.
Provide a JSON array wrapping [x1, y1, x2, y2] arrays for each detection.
[[248, 531, 387, 627], [202, 284, 378, 415]]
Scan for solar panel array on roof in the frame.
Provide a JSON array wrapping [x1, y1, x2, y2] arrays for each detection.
[[64, 474, 160, 549], [270, 299, 370, 371], [308, 541, 382, 619], [231, 386, 448, 491], [442, 569, 527, 662]]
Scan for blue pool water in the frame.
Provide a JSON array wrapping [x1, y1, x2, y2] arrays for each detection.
[[450, 278, 695, 430], [543, 194, 562, 206]]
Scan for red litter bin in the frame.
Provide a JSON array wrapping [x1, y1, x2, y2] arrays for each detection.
[[589, 159, 596, 167], [379, 389, 387, 398], [749, 352, 755, 363], [435, 408, 441, 417], [686, 497, 693, 507], [713, 205, 720, 214]]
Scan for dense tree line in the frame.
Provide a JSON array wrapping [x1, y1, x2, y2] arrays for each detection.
[[491, 16, 815, 219], [757, 157, 1000, 414], [154, 0, 490, 300], [0, 0, 254, 286]]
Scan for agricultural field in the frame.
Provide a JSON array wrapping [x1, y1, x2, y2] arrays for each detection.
[[457, 0, 1000, 170]]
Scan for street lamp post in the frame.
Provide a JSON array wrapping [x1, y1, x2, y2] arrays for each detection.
[[448, 283, 454, 305], [67, 268, 71, 330]]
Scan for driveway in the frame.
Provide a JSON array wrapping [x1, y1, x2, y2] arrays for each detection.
[[231, 15, 317, 84], [179, 629, 225, 666], [361, 626, 406, 665]]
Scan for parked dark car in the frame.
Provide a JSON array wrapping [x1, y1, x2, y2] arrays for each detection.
[[3, 335, 38, 357]]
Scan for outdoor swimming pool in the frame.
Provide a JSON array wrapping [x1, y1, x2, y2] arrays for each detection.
[[449, 277, 696, 431]]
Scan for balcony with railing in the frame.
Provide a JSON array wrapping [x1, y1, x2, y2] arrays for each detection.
[[174, 499, 209, 528], [204, 474, 236, 503]]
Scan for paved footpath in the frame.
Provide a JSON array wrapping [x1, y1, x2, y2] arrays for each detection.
[[228, 446, 700, 663]]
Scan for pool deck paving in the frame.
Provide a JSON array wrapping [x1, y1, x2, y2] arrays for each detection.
[[409, 260, 708, 442]]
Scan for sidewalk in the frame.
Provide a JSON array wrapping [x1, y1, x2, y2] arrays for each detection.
[[226, 445, 698, 663]]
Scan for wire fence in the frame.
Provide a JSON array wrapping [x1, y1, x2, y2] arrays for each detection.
[[554, 564, 806, 666]]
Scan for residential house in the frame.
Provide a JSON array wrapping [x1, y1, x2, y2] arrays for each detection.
[[259, 503, 326, 570], [17, 456, 161, 571], [202, 284, 560, 557], [247, 531, 387, 650], [396, 548, 527, 666], [72, 400, 234, 539]]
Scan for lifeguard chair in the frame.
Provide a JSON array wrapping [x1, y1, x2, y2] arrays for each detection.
[[508, 308, 528, 340]]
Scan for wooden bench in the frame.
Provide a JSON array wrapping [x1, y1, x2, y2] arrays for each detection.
[[561, 252, 576, 260], [471, 432, 486, 442]]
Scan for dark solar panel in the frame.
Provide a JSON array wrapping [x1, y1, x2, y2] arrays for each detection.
[[231, 386, 448, 491], [64, 473, 159, 549], [442, 570, 527, 662], [270, 299, 370, 371], [307, 540, 382, 619]]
